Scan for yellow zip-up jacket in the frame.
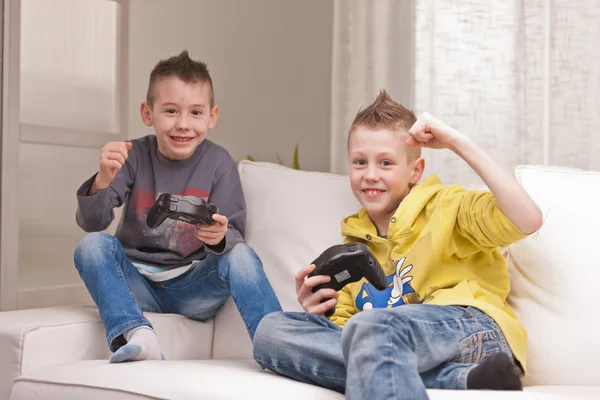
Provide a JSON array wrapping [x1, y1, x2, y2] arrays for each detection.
[[330, 175, 530, 372]]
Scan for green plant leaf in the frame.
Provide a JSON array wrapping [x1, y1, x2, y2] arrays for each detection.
[[246, 155, 255, 162], [292, 143, 300, 170], [276, 154, 284, 165]]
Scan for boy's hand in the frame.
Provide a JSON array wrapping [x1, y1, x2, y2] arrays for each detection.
[[195, 214, 228, 246], [407, 112, 467, 151], [295, 264, 339, 316], [410, 113, 544, 234], [92, 141, 133, 193]]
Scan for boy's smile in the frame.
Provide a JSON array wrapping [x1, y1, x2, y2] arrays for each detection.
[[348, 127, 424, 234], [140, 76, 219, 161], [363, 188, 386, 198]]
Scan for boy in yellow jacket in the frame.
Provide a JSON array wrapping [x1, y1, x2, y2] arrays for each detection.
[[252, 90, 543, 399]]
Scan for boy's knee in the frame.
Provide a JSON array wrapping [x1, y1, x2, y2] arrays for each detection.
[[348, 308, 390, 327], [254, 311, 278, 338], [221, 243, 263, 276], [257, 311, 288, 330], [74, 232, 116, 270], [227, 243, 258, 262], [342, 309, 394, 344], [253, 312, 286, 356]]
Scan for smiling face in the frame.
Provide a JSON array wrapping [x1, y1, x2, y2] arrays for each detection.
[[348, 126, 424, 234], [140, 76, 219, 161]]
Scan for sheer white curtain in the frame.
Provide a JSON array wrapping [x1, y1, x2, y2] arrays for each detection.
[[330, 0, 415, 174], [330, 0, 600, 185]]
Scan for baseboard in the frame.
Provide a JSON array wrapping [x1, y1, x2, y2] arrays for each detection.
[[17, 283, 94, 310]]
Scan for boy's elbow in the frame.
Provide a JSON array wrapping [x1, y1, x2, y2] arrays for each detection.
[[520, 206, 544, 235], [76, 214, 110, 233]]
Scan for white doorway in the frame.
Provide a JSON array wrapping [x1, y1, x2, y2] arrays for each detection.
[[1, 0, 126, 310], [1, 0, 20, 311]]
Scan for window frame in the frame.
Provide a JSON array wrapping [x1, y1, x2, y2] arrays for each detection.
[[1, 0, 19, 310], [19, 0, 128, 148]]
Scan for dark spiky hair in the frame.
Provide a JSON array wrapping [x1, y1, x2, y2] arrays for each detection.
[[146, 50, 214, 107]]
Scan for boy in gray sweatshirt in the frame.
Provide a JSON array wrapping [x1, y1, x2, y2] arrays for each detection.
[[74, 51, 281, 363]]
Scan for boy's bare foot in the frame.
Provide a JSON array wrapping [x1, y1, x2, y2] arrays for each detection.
[[467, 352, 523, 390]]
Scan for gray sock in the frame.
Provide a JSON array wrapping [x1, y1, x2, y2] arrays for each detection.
[[109, 326, 164, 363]]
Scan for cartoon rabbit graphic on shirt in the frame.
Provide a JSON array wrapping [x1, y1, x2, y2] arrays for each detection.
[[355, 257, 416, 311]]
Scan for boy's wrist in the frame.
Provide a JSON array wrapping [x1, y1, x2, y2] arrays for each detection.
[[88, 174, 112, 196], [206, 236, 227, 253], [449, 134, 475, 157]]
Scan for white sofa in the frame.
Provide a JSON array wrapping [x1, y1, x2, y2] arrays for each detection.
[[1, 161, 599, 399]]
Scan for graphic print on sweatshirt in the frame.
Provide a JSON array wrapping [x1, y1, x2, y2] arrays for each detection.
[[131, 187, 210, 257], [355, 257, 419, 310]]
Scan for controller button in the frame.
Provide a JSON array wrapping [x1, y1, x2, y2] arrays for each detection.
[[171, 197, 179, 203], [348, 245, 357, 252], [169, 204, 177, 212], [366, 234, 372, 240]]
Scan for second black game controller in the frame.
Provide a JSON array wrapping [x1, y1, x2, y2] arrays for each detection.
[[308, 242, 388, 317], [146, 193, 218, 228]]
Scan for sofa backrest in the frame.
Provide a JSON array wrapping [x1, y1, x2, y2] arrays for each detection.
[[212, 161, 360, 359], [505, 165, 600, 386], [213, 162, 600, 389]]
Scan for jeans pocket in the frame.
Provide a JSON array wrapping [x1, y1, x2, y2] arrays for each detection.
[[453, 330, 503, 364]]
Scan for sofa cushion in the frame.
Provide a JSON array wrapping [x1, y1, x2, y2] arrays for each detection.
[[507, 165, 600, 386], [10, 360, 344, 400], [212, 162, 360, 359], [0, 306, 213, 400], [10, 360, 586, 400], [525, 386, 600, 398]]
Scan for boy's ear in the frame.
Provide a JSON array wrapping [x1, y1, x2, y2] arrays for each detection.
[[410, 157, 425, 185], [208, 105, 220, 129], [140, 102, 153, 127]]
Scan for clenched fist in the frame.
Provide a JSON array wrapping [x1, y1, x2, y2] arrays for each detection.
[[407, 112, 466, 150], [90, 141, 133, 194]]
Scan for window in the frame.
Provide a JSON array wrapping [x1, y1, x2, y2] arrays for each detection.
[[19, 0, 125, 147]]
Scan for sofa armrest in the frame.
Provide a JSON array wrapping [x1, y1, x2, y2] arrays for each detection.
[[0, 305, 214, 400]]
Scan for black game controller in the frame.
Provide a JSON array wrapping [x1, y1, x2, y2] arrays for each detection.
[[308, 242, 388, 317], [146, 193, 218, 228]]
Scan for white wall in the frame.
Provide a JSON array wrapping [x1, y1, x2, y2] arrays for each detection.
[[16, 0, 333, 308], [127, 0, 333, 171]]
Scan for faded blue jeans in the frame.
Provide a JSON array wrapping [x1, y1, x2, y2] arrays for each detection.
[[253, 304, 515, 400], [74, 232, 281, 352]]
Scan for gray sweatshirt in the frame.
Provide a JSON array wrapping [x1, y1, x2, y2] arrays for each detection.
[[76, 135, 245, 268]]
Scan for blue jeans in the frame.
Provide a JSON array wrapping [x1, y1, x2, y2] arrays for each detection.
[[253, 304, 515, 400], [74, 232, 281, 352]]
